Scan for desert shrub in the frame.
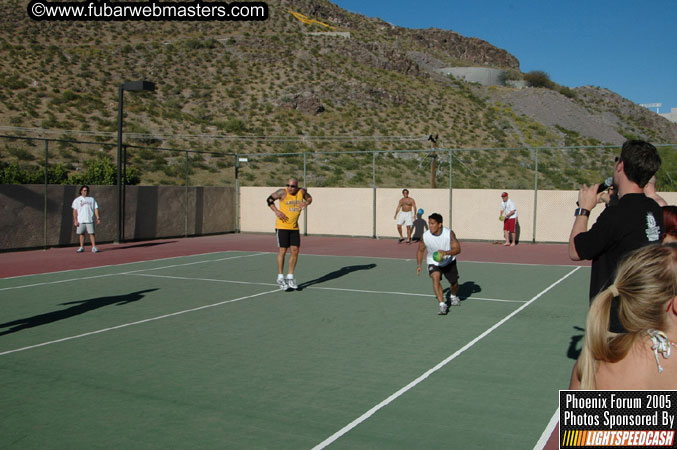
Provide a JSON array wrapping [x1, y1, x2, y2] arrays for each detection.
[[0, 161, 69, 184], [7, 146, 35, 161], [503, 69, 523, 81], [68, 155, 140, 185], [524, 70, 553, 89], [558, 86, 576, 99]]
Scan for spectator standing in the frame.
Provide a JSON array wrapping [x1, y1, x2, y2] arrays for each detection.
[[394, 189, 417, 244], [663, 206, 677, 243], [411, 209, 428, 242], [72, 185, 100, 253], [499, 192, 517, 246], [570, 244, 677, 390], [569, 140, 663, 331]]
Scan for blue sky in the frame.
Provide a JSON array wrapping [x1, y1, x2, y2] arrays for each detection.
[[332, 0, 677, 114]]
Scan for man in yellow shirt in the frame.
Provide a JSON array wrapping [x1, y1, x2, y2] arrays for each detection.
[[267, 178, 313, 290]]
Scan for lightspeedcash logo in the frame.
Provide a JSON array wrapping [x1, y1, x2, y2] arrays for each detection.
[[27, 0, 269, 21]]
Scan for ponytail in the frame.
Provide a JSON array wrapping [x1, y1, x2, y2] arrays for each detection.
[[577, 244, 677, 389], [579, 287, 614, 389]]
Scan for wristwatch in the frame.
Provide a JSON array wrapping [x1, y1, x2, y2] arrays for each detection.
[[574, 208, 590, 217]]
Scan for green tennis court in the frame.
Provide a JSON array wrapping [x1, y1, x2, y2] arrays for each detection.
[[1, 250, 589, 449]]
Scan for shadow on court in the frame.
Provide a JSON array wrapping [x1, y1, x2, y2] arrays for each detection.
[[109, 241, 178, 251], [297, 264, 377, 290], [567, 325, 585, 360], [0, 288, 158, 336], [455, 281, 482, 300]]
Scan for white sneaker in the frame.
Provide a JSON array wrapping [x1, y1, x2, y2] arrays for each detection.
[[277, 277, 288, 291], [76, 247, 84, 253], [286, 277, 298, 290], [92, 247, 99, 253], [450, 295, 460, 306], [438, 302, 449, 315]]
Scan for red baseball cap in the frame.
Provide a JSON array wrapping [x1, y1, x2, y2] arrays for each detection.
[[501, 192, 508, 197]]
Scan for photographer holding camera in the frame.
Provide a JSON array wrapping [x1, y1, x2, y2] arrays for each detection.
[[569, 140, 663, 332]]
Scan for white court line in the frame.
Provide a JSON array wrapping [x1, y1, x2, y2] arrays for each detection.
[[533, 409, 559, 450], [0, 288, 280, 357], [0, 272, 120, 292], [126, 273, 526, 304], [0, 249, 240, 280], [306, 286, 527, 303], [0, 266, 557, 357], [311, 266, 581, 450], [0, 252, 268, 291], [308, 252, 587, 268], [2, 248, 588, 283], [126, 273, 274, 287]]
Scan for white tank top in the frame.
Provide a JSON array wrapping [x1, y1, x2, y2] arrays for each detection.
[[423, 227, 455, 266]]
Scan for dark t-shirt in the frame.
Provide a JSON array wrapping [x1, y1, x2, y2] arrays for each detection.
[[412, 218, 428, 240], [574, 193, 663, 331]]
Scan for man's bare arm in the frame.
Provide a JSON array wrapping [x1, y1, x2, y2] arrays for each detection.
[[568, 184, 599, 261], [271, 188, 286, 200], [299, 189, 312, 210], [416, 240, 426, 275], [446, 230, 461, 257], [268, 188, 288, 220]]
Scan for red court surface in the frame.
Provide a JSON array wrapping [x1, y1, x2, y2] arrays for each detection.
[[0, 233, 588, 278]]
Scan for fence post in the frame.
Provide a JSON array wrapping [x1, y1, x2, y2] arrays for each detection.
[[122, 144, 127, 241], [44, 139, 48, 249], [235, 153, 240, 233], [532, 149, 539, 243], [303, 152, 307, 236], [448, 149, 453, 225], [185, 151, 189, 238], [373, 152, 377, 238]]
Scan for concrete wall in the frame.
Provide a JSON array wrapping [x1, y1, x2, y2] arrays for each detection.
[[660, 108, 677, 124], [241, 187, 677, 243], [435, 67, 506, 87], [3, 185, 673, 250], [0, 185, 236, 250]]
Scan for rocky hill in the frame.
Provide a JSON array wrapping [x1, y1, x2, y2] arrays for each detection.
[[1, 0, 675, 189]]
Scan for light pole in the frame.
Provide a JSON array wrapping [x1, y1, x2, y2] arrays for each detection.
[[117, 80, 155, 243], [427, 134, 438, 189]]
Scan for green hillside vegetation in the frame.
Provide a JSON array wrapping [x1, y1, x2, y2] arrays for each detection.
[[1, 0, 675, 190]]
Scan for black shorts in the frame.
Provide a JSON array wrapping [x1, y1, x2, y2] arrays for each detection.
[[276, 229, 300, 248], [428, 260, 459, 284]]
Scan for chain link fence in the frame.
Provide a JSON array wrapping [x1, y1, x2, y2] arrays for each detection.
[[1, 134, 675, 248], [4, 135, 674, 191], [236, 145, 676, 191], [236, 145, 677, 200]]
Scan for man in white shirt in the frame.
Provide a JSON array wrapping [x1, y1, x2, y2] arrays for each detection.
[[499, 192, 518, 246], [416, 213, 462, 315], [72, 185, 100, 253]]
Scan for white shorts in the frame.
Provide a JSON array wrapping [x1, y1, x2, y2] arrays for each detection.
[[76, 223, 95, 235], [397, 210, 414, 227]]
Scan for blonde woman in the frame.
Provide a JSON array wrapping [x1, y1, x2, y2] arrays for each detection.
[[570, 244, 677, 390]]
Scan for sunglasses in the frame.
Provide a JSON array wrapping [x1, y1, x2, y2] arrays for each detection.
[[286, 184, 298, 188]]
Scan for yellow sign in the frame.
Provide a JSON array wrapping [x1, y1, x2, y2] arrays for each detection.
[[289, 10, 335, 30]]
